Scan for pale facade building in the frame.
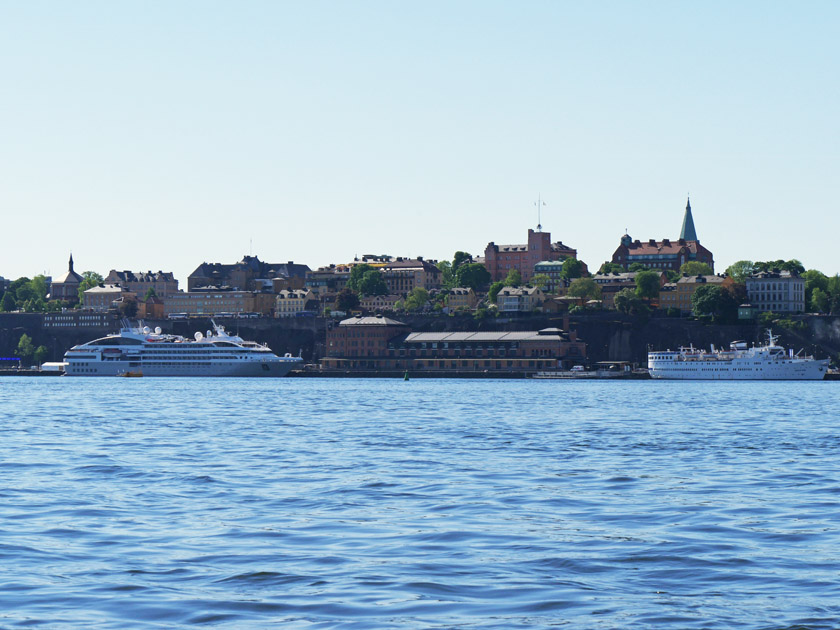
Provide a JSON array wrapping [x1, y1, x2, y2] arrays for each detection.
[[745, 271, 805, 313]]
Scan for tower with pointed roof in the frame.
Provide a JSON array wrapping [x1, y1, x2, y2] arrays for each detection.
[[50, 253, 84, 303], [680, 196, 698, 242]]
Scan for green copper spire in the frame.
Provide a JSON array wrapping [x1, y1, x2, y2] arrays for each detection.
[[680, 196, 697, 241]]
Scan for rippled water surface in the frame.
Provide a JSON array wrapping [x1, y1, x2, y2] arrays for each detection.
[[2, 377, 840, 629]]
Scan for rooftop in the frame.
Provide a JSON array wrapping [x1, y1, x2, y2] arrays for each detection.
[[404, 328, 569, 343], [339, 315, 407, 326]]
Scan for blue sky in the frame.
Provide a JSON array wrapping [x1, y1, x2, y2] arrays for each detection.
[[2, 1, 838, 284]]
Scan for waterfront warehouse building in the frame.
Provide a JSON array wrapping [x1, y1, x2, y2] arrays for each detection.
[[322, 315, 586, 371]]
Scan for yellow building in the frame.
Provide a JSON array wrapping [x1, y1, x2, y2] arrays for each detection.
[[497, 286, 545, 313], [659, 275, 733, 314], [275, 289, 316, 318], [446, 288, 478, 311]]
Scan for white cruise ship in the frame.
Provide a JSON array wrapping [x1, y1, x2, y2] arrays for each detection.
[[64, 321, 302, 377], [648, 331, 828, 380]]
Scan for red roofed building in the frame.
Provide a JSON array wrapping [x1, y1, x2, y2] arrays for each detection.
[[610, 197, 714, 272], [484, 229, 580, 283]]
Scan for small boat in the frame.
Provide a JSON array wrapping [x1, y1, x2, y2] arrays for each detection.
[[118, 370, 143, 378]]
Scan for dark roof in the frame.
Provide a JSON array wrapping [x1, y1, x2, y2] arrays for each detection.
[[189, 256, 311, 282], [381, 259, 441, 273], [680, 197, 698, 241], [404, 329, 567, 343], [107, 270, 176, 283], [339, 315, 407, 326]]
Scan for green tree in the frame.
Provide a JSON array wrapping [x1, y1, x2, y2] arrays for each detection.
[[754, 259, 805, 275], [455, 263, 491, 291], [358, 270, 388, 296], [691, 285, 740, 323], [347, 264, 375, 292], [531, 273, 551, 290], [725, 260, 755, 283], [567, 277, 601, 301], [336, 288, 360, 312], [599, 262, 624, 274], [9, 277, 31, 302], [560, 258, 584, 279], [33, 345, 49, 365], [21, 297, 46, 312], [664, 269, 681, 283], [803, 269, 829, 307], [144, 287, 158, 301], [0, 291, 15, 311], [828, 275, 840, 313], [628, 262, 649, 272], [404, 287, 429, 311], [634, 270, 661, 301], [452, 251, 472, 271], [810, 287, 830, 313], [614, 288, 648, 315], [77, 271, 104, 303], [30, 275, 49, 300], [691, 285, 722, 318], [488, 281, 504, 303], [16, 333, 35, 363], [502, 268, 522, 287], [438, 261, 455, 290], [679, 261, 714, 276], [14, 280, 36, 303], [783, 259, 805, 274], [118, 298, 139, 318]]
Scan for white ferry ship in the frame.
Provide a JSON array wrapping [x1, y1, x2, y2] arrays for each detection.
[[648, 331, 828, 380], [64, 321, 302, 377]]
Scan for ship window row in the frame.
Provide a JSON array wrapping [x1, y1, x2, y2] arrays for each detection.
[[138, 355, 245, 360], [142, 348, 249, 353], [144, 362, 212, 366]]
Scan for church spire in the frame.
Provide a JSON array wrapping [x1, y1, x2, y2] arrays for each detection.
[[69, 253, 75, 273], [680, 196, 698, 241]]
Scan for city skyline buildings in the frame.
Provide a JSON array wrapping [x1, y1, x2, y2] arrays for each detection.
[[2, 2, 837, 283]]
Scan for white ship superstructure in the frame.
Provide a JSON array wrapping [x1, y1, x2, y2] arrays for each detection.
[[648, 331, 828, 380], [64, 321, 302, 377]]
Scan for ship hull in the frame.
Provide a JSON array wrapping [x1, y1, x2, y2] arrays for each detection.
[[648, 358, 828, 380], [65, 358, 301, 377]]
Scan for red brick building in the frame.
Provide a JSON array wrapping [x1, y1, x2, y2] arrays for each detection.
[[610, 198, 714, 272], [322, 315, 586, 371], [484, 229, 579, 283]]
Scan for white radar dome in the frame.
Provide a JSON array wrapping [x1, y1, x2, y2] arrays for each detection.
[[154, 327, 162, 334], [194, 332, 204, 341]]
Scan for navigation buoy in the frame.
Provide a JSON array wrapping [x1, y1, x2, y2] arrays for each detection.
[[403, 371, 409, 381]]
